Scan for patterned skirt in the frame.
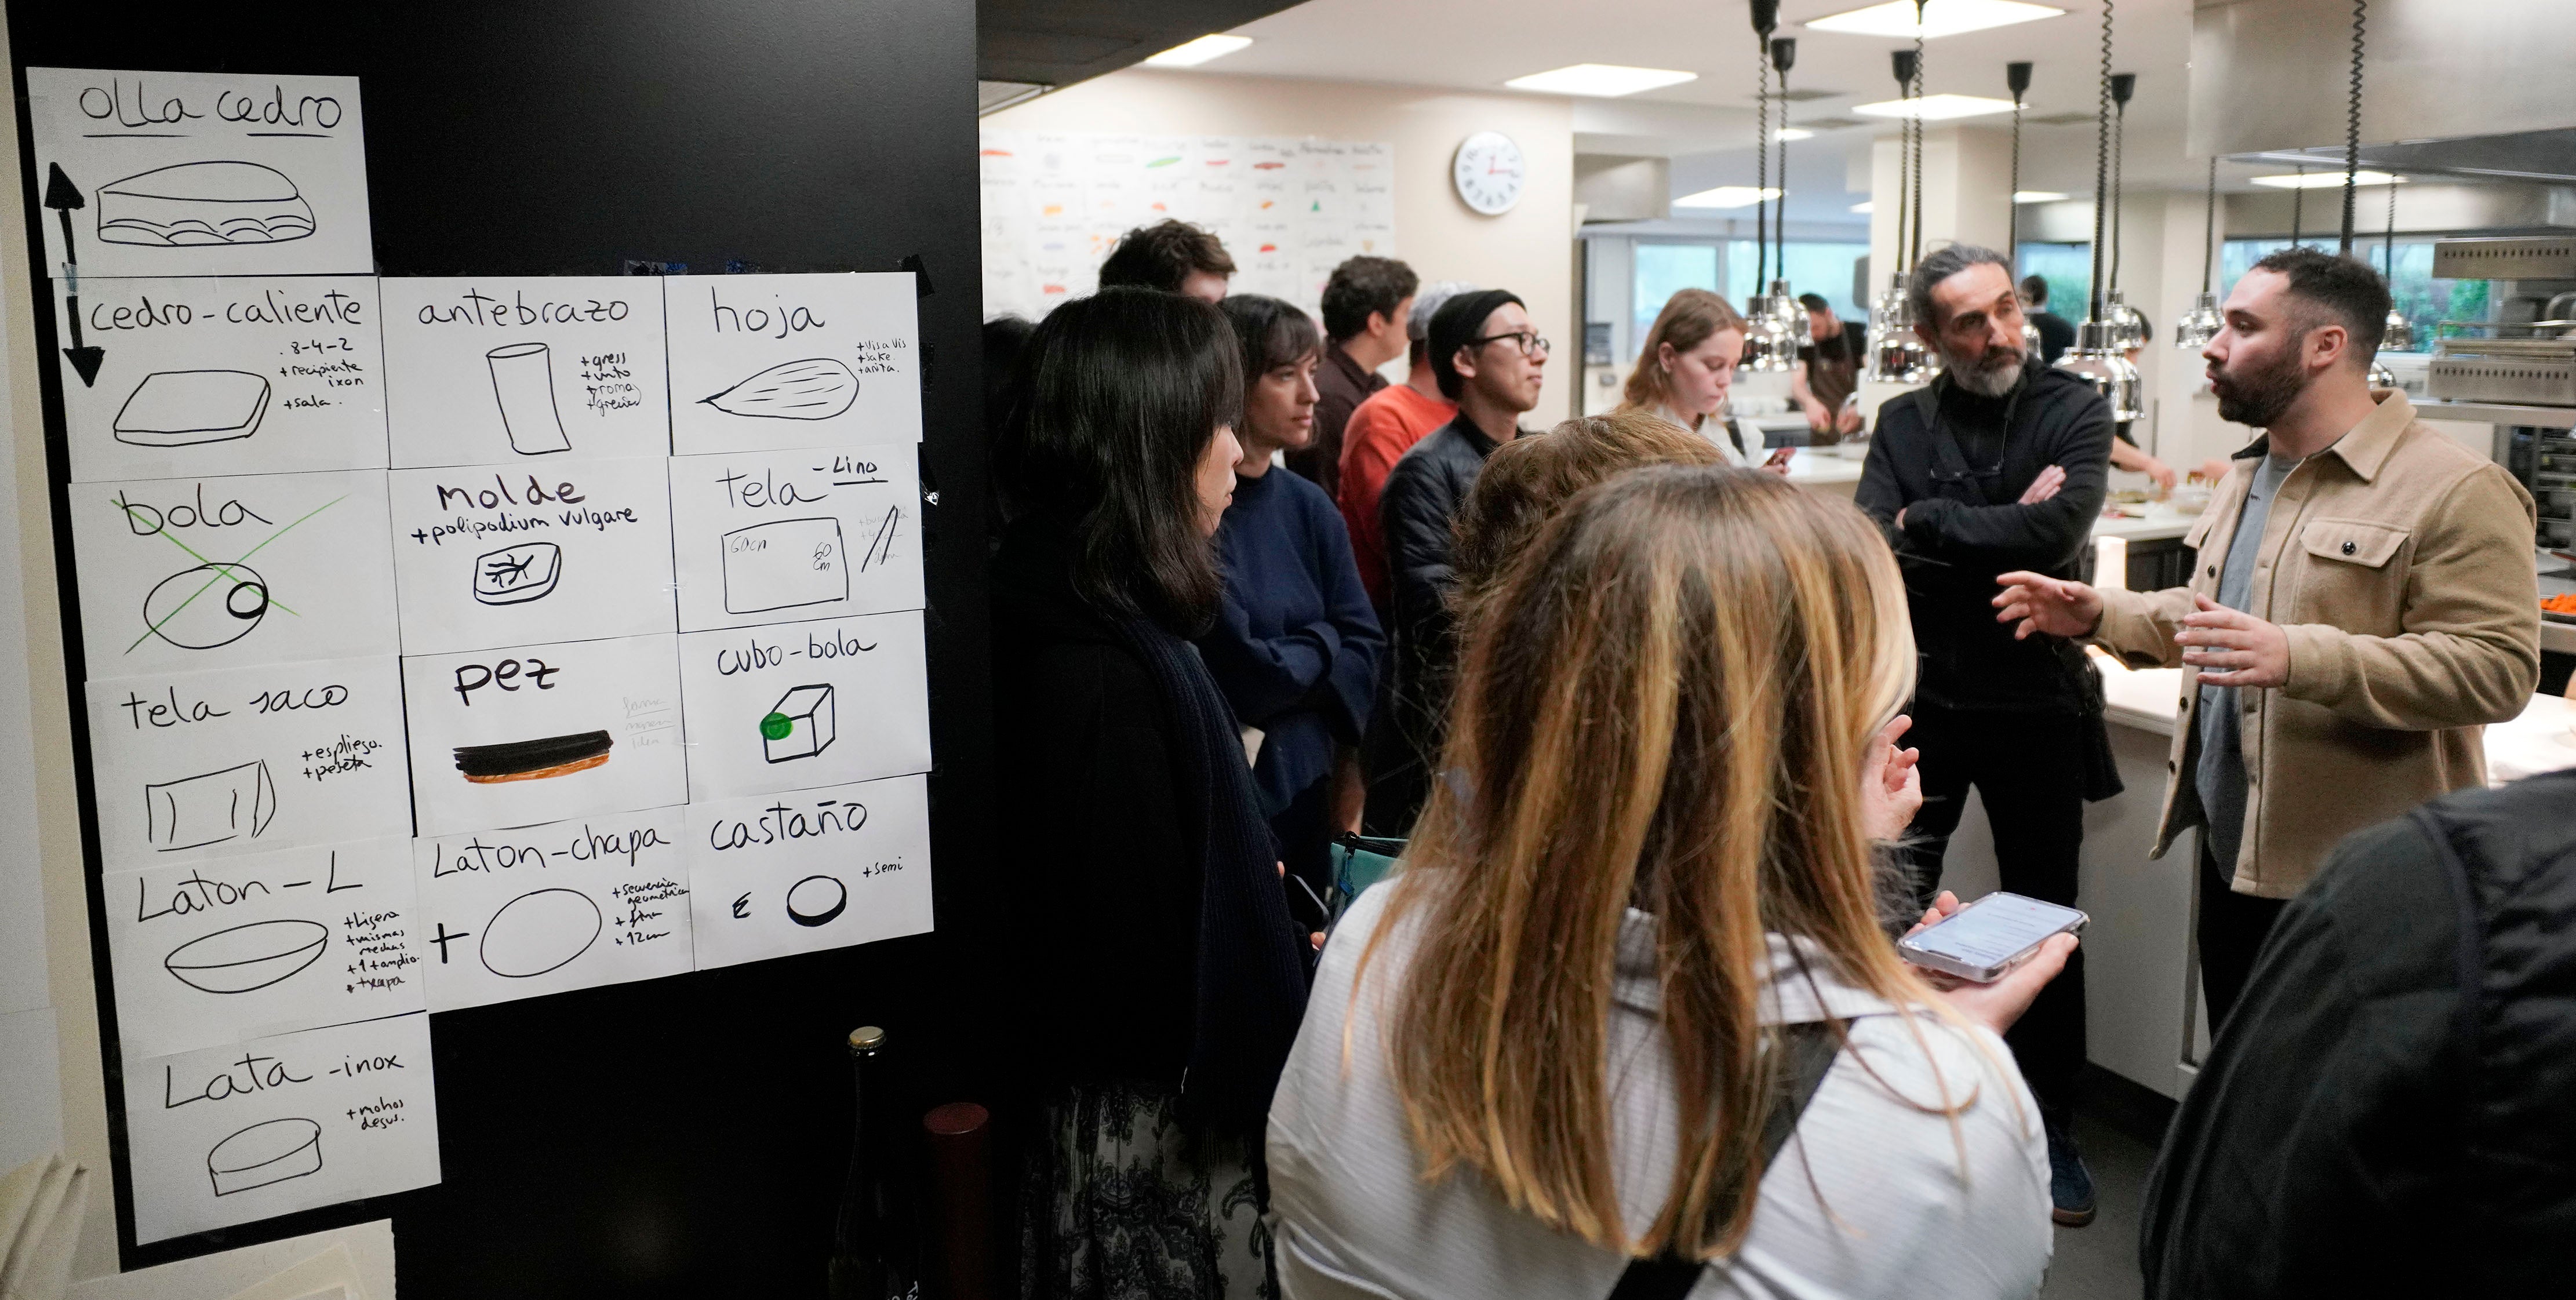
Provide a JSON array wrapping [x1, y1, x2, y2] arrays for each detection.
[[1019, 1080, 1277, 1300]]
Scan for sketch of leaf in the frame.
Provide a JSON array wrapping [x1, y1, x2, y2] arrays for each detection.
[[699, 358, 858, 420]]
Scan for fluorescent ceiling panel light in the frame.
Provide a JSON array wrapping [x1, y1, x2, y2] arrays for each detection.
[[1505, 63, 1698, 97], [1853, 93, 2020, 121], [2251, 170, 2403, 188], [1144, 34, 1252, 67], [1673, 185, 1782, 209], [1775, 128, 1816, 141], [1851, 201, 1875, 213], [2013, 190, 2070, 202], [1805, 0, 2065, 39]]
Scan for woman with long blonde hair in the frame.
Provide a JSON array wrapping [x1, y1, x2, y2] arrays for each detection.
[[1618, 289, 1787, 475], [1267, 467, 2069, 1297]]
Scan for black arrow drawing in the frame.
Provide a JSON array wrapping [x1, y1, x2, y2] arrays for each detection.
[[43, 164, 104, 388]]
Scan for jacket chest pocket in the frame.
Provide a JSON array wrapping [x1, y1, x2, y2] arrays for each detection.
[[2286, 518, 2410, 632]]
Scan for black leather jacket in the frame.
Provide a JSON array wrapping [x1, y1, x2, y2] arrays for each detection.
[[1362, 413, 1499, 832]]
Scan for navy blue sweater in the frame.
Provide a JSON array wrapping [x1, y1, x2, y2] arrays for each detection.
[[1198, 466, 1385, 815]]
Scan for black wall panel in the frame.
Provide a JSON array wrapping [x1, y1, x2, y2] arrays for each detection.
[[9, 4, 994, 1294]]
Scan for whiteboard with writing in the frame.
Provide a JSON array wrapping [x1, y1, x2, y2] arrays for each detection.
[[379, 278, 671, 468], [27, 70, 373, 279], [121, 1013, 438, 1243], [667, 445, 922, 632], [411, 806, 692, 1012], [664, 274, 922, 455], [386, 457, 677, 655], [83, 655, 411, 873], [674, 611, 932, 802], [68, 469, 399, 680], [684, 774, 933, 970], [54, 276, 387, 484], [398, 633, 687, 837], [103, 836, 420, 1059], [43, 71, 945, 1247]]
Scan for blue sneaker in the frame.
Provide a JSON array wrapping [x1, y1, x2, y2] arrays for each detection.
[[2046, 1118, 2096, 1226]]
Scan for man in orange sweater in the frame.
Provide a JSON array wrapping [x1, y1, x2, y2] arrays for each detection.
[[1336, 281, 1471, 615]]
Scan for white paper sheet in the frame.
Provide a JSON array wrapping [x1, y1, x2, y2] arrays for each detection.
[[666, 445, 922, 632], [387, 456, 677, 655], [675, 611, 931, 802], [684, 773, 932, 970], [83, 654, 411, 872], [104, 837, 421, 1059], [53, 276, 387, 484], [67, 469, 398, 680], [67, 1221, 394, 1300], [399, 633, 686, 835], [27, 70, 372, 280], [378, 278, 671, 468], [664, 274, 922, 455], [411, 805, 691, 1011], [122, 1013, 438, 1243]]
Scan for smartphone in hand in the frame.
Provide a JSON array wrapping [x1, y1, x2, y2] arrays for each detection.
[[1898, 891, 2089, 983]]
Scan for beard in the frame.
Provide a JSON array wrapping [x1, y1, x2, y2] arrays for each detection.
[[2210, 344, 2305, 427], [1941, 341, 2024, 398]]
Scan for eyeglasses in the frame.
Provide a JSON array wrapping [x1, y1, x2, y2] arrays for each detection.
[[1469, 330, 1551, 358]]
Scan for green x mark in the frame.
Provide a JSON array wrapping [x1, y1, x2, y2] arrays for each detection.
[[122, 494, 346, 655]]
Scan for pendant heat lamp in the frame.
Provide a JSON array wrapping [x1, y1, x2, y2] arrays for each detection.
[[1741, 4, 1800, 373], [2379, 181, 2413, 351], [2101, 73, 2146, 352], [2007, 60, 2043, 360], [2174, 156, 2223, 349], [1865, 20, 1938, 385], [2051, 0, 2144, 423]]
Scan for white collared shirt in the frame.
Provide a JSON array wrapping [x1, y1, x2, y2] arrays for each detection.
[[1652, 404, 1758, 469], [1266, 883, 2053, 1299]]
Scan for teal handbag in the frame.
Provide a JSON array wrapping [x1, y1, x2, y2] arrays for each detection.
[[1326, 834, 1406, 922]]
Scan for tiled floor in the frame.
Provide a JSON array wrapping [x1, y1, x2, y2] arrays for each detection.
[[2037, 1107, 2156, 1299]]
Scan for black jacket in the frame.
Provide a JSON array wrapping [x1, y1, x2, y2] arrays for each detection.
[[990, 534, 1309, 1123], [1364, 412, 1499, 833], [2142, 769, 2576, 1297], [1856, 366, 2113, 712]]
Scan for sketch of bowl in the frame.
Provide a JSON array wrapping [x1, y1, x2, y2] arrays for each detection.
[[479, 887, 602, 978], [207, 1117, 322, 1196], [163, 919, 328, 994]]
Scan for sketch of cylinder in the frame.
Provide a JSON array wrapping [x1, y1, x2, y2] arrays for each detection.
[[485, 342, 572, 456], [146, 760, 278, 852]]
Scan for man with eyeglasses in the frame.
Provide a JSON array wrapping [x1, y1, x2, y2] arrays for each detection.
[[1364, 289, 1545, 835], [1854, 243, 2116, 1230]]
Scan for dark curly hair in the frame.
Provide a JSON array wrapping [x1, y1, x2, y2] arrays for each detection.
[[1320, 256, 1420, 343], [995, 289, 1243, 633], [1097, 220, 1236, 293], [2250, 245, 2392, 361]]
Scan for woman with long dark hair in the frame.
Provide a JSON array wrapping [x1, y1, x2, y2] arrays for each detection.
[[1202, 295, 1382, 909], [992, 287, 1311, 1298]]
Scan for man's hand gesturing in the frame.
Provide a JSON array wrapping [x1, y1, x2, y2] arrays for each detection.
[[1992, 570, 2104, 640]]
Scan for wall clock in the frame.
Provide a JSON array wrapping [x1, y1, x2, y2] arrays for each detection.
[[1452, 130, 1525, 216]]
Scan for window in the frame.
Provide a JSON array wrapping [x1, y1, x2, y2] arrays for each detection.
[[2218, 238, 2475, 353], [2016, 242, 2091, 321], [1723, 241, 1869, 323], [1633, 243, 1718, 347]]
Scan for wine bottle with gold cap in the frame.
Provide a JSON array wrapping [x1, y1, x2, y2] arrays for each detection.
[[828, 1025, 919, 1300]]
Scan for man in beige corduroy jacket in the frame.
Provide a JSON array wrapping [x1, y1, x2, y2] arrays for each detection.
[[1995, 247, 2539, 1025]]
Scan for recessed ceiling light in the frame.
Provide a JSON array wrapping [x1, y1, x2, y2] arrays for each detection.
[[2251, 170, 2403, 188], [1775, 128, 1816, 141], [1853, 93, 2021, 121], [2013, 191, 2070, 202], [1805, 0, 2065, 39], [1851, 201, 1875, 213], [1143, 34, 1252, 67], [1505, 63, 1699, 97], [1673, 185, 1783, 209]]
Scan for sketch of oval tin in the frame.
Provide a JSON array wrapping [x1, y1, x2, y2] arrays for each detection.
[[206, 1117, 323, 1196], [478, 887, 602, 978]]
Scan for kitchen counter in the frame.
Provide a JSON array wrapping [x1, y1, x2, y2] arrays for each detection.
[[2093, 653, 2576, 780]]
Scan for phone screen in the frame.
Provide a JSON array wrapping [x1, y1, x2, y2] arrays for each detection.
[[1910, 893, 2083, 969]]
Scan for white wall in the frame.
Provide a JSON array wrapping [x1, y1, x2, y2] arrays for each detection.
[[988, 70, 1578, 425]]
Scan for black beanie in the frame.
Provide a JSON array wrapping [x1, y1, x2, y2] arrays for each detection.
[[1428, 288, 1525, 400]]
